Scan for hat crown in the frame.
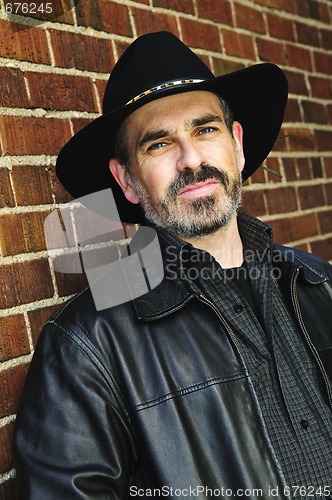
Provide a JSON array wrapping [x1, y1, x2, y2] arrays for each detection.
[[103, 32, 214, 114]]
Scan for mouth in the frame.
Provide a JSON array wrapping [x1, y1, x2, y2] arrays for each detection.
[[178, 179, 219, 199]]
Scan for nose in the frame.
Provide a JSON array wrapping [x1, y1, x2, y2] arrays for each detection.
[[176, 137, 205, 172]]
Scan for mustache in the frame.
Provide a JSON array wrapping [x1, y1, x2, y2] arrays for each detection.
[[167, 164, 231, 200]]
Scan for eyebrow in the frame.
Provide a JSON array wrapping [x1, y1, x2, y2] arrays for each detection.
[[138, 129, 171, 150], [137, 114, 224, 150]]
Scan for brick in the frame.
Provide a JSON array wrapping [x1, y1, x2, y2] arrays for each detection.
[[257, 38, 287, 65], [196, 0, 233, 24], [181, 19, 221, 51], [115, 40, 131, 60], [327, 104, 332, 126], [0, 422, 15, 474], [0, 211, 49, 256], [309, 75, 332, 99], [71, 118, 93, 135], [296, 158, 312, 180], [0, 67, 29, 108], [311, 238, 332, 261], [250, 164, 266, 184], [284, 70, 308, 96], [321, 28, 332, 50], [282, 158, 297, 182], [284, 99, 302, 123], [76, 0, 133, 34], [270, 213, 318, 244], [11, 165, 53, 205], [286, 44, 312, 71], [315, 130, 332, 151], [0, 116, 72, 156], [46, 165, 73, 205], [0, 315, 29, 362], [266, 187, 297, 214], [0, 260, 53, 309], [295, 0, 310, 17], [0, 364, 29, 418], [295, 22, 320, 47], [55, 269, 89, 297], [271, 130, 288, 153], [298, 184, 325, 210], [26, 72, 98, 113], [252, 0, 296, 13], [212, 59, 244, 77], [241, 190, 266, 216], [0, 19, 51, 64], [325, 182, 332, 205], [75, 0, 103, 30], [28, 305, 59, 346], [154, 0, 195, 14], [264, 158, 282, 183], [311, 157, 323, 178], [302, 100, 327, 124], [307, 0, 331, 24], [223, 30, 255, 60], [325, 157, 332, 178], [284, 127, 316, 152], [95, 79, 108, 111], [98, 0, 132, 36], [314, 51, 332, 75], [318, 210, 332, 234], [234, 3, 265, 33], [0, 169, 15, 208], [267, 13, 295, 41], [50, 30, 115, 73], [133, 8, 179, 38]]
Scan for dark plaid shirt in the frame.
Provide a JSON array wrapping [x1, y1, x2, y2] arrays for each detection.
[[158, 211, 332, 496]]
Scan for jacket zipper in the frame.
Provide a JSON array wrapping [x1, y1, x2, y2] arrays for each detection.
[[291, 268, 332, 409], [198, 294, 241, 352]]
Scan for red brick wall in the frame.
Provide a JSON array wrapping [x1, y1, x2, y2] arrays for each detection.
[[0, 0, 331, 496]]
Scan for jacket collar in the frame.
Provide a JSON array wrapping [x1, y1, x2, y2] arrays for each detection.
[[272, 243, 329, 285]]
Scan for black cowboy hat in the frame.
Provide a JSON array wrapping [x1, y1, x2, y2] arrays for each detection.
[[56, 31, 288, 223]]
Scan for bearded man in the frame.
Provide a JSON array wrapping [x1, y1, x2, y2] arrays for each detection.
[[14, 32, 332, 499]]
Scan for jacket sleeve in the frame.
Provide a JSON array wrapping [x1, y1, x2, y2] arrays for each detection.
[[14, 320, 137, 499]]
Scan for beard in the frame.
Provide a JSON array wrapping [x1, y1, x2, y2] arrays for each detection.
[[131, 163, 242, 238]]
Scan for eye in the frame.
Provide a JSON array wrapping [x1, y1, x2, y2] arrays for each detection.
[[147, 141, 167, 151], [198, 126, 217, 135]]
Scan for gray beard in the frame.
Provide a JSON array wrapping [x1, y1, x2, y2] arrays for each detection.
[[131, 164, 242, 238]]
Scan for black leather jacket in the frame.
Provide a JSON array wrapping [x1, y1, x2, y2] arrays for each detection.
[[14, 223, 332, 499]]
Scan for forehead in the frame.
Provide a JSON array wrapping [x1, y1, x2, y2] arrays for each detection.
[[124, 90, 223, 139]]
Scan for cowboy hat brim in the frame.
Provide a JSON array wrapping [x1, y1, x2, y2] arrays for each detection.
[[56, 62, 288, 223]]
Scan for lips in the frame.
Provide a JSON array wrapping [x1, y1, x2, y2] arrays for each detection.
[[178, 179, 219, 199]]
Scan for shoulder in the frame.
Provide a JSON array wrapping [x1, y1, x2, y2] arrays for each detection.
[[273, 243, 332, 282], [43, 285, 138, 349]]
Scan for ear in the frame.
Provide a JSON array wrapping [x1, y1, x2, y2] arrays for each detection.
[[232, 121, 245, 173], [109, 159, 140, 204]]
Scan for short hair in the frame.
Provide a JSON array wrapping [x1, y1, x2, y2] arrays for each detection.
[[113, 94, 234, 172]]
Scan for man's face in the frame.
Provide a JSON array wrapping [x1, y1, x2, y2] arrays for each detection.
[[110, 91, 245, 238]]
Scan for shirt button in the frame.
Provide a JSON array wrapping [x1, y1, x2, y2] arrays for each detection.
[[300, 419, 309, 429], [234, 304, 243, 313]]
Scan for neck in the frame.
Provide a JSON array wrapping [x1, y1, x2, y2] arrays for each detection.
[[180, 215, 243, 268]]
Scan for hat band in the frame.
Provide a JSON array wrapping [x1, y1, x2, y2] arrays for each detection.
[[125, 78, 205, 106]]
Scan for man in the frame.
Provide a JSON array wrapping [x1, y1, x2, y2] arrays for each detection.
[[14, 32, 332, 499]]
